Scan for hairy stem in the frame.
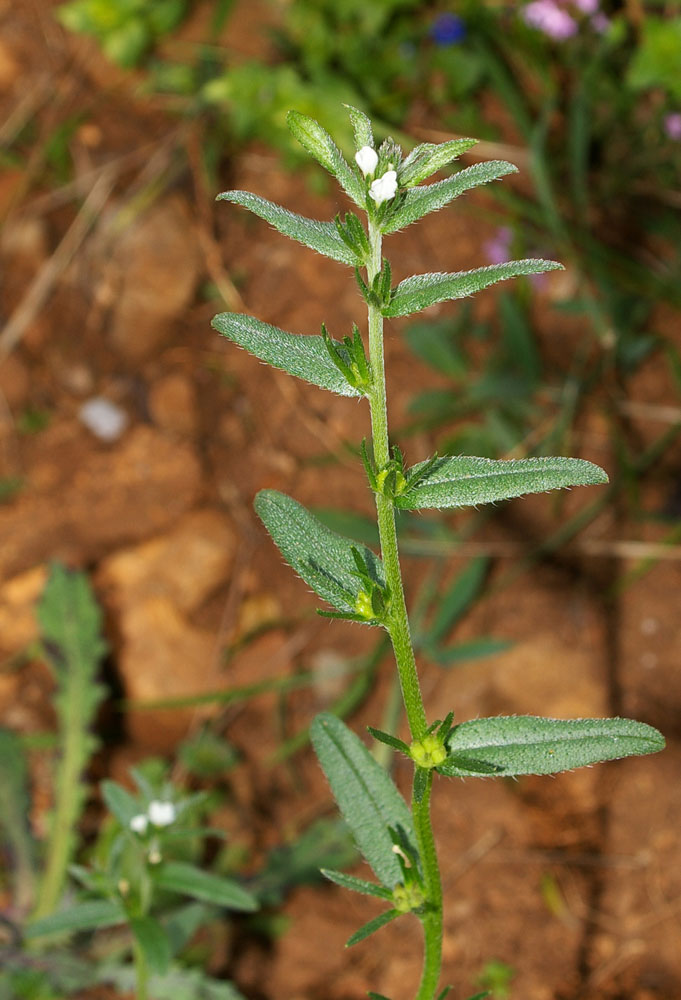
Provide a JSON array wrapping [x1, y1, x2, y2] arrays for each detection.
[[366, 219, 427, 743], [413, 771, 443, 1000], [366, 217, 442, 1000]]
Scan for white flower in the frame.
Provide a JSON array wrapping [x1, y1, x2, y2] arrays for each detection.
[[129, 813, 149, 835], [369, 169, 398, 205], [147, 800, 176, 827], [355, 145, 378, 176]]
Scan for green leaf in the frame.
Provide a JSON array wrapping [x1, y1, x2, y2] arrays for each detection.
[[33, 564, 108, 920], [211, 313, 364, 396], [395, 455, 608, 510], [0, 727, 34, 911], [287, 111, 365, 206], [398, 138, 477, 187], [212, 313, 364, 397], [321, 868, 393, 899], [382, 161, 518, 234], [430, 637, 512, 667], [100, 780, 140, 828], [345, 103, 374, 150], [26, 900, 125, 938], [310, 713, 416, 888], [255, 491, 385, 620], [152, 862, 258, 911], [346, 908, 400, 947], [217, 191, 358, 265], [130, 916, 171, 976], [384, 260, 563, 318], [367, 726, 410, 755], [437, 716, 666, 778]]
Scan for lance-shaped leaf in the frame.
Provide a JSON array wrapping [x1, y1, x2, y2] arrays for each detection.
[[255, 490, 385, 618], [310, 713, 416, 888], [321, 868, 393, 899], [217, 191, 358, 266], [287, 111, 365, 207], [345, 103, 374, 151], [384, 260, 562, 318], [398, 138, 478, 188], [382, 160, 518, 234], [346, 908, 400, 947], [26, 899, 125, 938], [212, 313, 364, 397], [437, 716, 665, 778], [153, 862, 258, 911], [395, 455, 608, 510]]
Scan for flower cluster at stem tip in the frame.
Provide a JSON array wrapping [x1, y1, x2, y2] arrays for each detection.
[[355, 146, 398, 206], [410, 733, 448, 769], [129, 800, 177, 835]]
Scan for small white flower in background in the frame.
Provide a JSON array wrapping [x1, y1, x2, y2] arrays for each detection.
[[79, 396, 128, 442], [147, 800, 176, 827], [129, 813, 149, 835], [369, 169, 398, 206], [148, 847, 163, 865], [355, 145, 378, 176]]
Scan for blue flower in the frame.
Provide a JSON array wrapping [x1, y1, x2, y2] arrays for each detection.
[[430, 13, 467, 46]]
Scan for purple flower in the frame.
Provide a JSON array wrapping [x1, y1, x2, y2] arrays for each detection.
[[523, 1, 578, 40], [571, 0, 599, 13], [430, 13, 466, 46], [484, 226, 512, 265], [664, 113, 681, 141]]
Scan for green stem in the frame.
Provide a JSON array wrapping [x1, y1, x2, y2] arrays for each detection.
[[366, 217, 442, 1000], [412, 771, 443, 1000], [134, 939, 149, 1000], [366, 219, 427, 743]]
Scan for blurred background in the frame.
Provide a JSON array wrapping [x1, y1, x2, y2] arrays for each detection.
[[1, 1, 680, 998]]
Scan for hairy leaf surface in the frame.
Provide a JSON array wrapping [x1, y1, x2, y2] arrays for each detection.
[[217, 191, 358, 265], [33, 565, 108, 918], [255, 491, 385, 618], [345, 103, 374, 150], [384, 260, 562, 317], [212, 313, 364, 397], [398, 139, 478, 188], [311, 713, 416, 888], [437, 716, 665, 777], [396, 455, 608, 509], [383, 160, 517, 233], [287, 111, 365, 206]]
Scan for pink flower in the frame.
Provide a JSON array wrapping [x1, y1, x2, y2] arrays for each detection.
[[571, 0, 599, 13], [523, 1, 578, 40], [664, 113, 681, 141]]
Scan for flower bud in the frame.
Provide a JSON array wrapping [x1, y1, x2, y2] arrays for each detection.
[[355, 145, 378, 177]]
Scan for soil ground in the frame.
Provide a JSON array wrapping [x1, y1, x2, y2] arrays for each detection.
[[1, 3, 680, 999]]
